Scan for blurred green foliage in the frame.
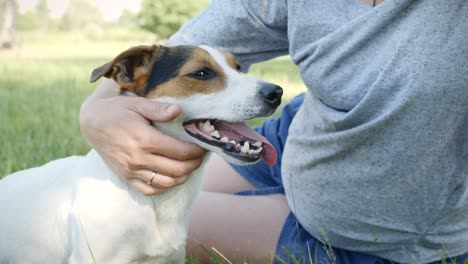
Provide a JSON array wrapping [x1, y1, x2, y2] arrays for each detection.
[[60, 0, 103, 31], [14, 0, 211, 40], [139, 0, 209, 39], [16, 0, 103, 32]]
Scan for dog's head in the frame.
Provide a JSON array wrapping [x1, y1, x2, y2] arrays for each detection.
[[90, 45, 282, 166]]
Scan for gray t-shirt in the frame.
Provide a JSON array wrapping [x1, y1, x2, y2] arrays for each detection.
[[169, 0, 468, 262]]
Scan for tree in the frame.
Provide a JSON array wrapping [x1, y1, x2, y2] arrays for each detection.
[[118, 9, 138, 29], [60, 0, 103, 31], [36, 0, 49, 31], [17, 11, 38, 31], [0, 0, 17, 48], [139, 0, 208, 39]]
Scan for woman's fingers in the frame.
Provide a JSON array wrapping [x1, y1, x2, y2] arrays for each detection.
[[140, 128, 206, 161], [128, 178, 166, 196], [124, 96, 182, 123], [130, 153, 204, 179], [128, 170, 190, 196]]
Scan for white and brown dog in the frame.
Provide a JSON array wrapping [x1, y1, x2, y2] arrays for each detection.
[[0, 45, 282, 263]]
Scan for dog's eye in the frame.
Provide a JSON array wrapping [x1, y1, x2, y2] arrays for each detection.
[[235, 63, 241, 71], [196, 70, 208, 77], [187, 68, 216, 80]]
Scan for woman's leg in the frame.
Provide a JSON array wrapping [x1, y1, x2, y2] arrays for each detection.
[[186, 154, 290, 263], [202, 153, 256, 193], [187, 192, 290, 263]]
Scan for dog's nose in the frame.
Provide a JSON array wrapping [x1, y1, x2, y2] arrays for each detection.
[[259, 83, 283, 108]]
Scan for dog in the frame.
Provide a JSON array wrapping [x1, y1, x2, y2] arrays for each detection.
[[0, 44, 282, 263]]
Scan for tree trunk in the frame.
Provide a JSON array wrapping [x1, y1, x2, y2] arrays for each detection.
[[0, 0, 17, 49]]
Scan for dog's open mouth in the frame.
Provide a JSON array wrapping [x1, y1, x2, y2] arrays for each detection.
[[183, 119, 277, 166]]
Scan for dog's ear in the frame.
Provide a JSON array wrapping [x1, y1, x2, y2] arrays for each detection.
[[90, 45, 166, 93]]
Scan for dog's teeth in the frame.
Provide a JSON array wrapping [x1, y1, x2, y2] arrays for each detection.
[[206, 125, 215, 132], [248, 148, 262, 155], [203, 120, 215, 132], [221, 137, 229, 143], [252, 147, 263, 154], [241, 141, 250, 153], [211, 130, 221, 139], [252, 141, 263, 147]]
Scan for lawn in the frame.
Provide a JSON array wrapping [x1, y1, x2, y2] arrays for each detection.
[[0, 31, 306, 177]]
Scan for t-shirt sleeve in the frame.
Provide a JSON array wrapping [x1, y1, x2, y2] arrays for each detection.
[[168, 0, 289, 68]]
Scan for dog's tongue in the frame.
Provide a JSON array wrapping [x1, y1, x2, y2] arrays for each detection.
[[220, 121, 277, 166]]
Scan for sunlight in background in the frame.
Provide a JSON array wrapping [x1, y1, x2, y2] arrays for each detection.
[[17, 0, 142, 21]]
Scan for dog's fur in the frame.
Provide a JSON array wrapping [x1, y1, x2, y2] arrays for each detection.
[[0, 45, 282, 263]]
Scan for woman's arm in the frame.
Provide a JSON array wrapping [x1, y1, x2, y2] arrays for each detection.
[[169, 0, 289, 68]]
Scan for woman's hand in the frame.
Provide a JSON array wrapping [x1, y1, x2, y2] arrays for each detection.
[[80, 79, 206, 195]]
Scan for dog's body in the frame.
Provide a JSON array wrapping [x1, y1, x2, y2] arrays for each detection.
[[1, 150, 202, 263], [0, 45, 282, 263]]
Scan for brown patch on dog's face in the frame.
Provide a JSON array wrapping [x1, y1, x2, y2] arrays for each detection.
[[90, 45, 168, 95], [90, 45, 233, 99], [145, 47, 227, 99], [221, 51, 241, 71], [129, 66, 152, 94]]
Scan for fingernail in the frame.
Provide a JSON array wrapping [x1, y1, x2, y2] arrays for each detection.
[[165, 104, 178, 114]]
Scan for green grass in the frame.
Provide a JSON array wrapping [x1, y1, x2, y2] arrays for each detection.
[[0, 56, 93, 176], [0, 31, 306, 177]]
